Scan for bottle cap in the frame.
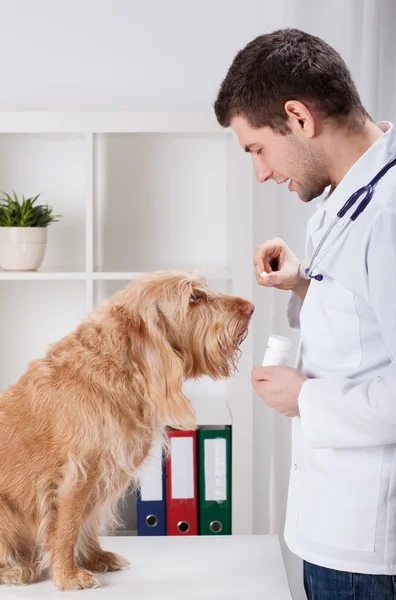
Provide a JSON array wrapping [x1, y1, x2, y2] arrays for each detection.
[[267, 334, 292, 353]]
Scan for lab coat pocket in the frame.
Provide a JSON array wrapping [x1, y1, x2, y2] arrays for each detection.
[[297, 445, 384, 552], [300, 277, 363, 370]]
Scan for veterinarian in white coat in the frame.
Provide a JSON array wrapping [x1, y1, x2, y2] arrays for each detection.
[[214, 27, 396, 598], [249, 118, 396, 577], [283, 120, 396, 574]]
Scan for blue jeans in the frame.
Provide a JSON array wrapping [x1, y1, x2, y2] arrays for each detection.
[[303, 561, 396, 600]]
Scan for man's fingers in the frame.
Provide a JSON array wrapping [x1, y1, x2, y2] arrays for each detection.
[[254, 256, 264, 276], [251, 366, 273, 381], [258, 271, 284, 287], [254, 242, 284, 286], [254, 240, 281, 270], [256, 267, 284, 286]]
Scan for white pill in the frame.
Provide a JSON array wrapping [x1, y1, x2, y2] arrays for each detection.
[[260, 271, 268, 278]]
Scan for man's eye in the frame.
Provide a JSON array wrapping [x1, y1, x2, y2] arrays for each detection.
[[256, 148, 263, 156]]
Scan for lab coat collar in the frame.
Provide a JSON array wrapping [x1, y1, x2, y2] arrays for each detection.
[[323, 121, 396, 219]]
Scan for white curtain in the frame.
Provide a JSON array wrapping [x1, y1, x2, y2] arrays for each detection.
[[253, 2, 396, 599]]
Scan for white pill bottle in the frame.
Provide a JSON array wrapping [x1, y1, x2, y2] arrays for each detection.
[[262, 334, 292, 367]]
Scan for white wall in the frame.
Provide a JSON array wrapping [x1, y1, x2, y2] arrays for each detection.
[[0, 0, 286, 111], [2, 2, 395, 599]]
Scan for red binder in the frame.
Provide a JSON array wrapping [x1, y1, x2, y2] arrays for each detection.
[[166, 429, 198, 535]]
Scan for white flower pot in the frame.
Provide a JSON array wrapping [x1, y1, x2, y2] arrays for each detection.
[[0, 227, 48, 271]]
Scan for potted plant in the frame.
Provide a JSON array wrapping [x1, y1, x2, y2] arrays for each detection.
[[0, 192, 61, 271]]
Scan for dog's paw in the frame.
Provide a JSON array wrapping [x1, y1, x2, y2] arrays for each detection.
[[0, 565, 37, 585], [54, 568, 100, 591], [84, 550, 130, 573]]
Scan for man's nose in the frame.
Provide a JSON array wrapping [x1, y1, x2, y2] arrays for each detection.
[[253, 158, 272, 183]]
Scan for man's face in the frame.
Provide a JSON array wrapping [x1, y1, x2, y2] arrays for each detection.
[[231, 115, 328, 203]]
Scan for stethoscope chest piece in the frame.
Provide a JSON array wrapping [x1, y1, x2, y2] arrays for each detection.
[[304, 268, 323, 282]]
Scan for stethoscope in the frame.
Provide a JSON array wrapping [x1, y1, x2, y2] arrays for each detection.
[[303, 155, 396, 281]]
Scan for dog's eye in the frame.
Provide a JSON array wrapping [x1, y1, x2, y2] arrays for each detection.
[[189, 292, 201, 305]]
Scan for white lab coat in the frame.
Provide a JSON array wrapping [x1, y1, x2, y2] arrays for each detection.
[[284, 121, 396, 574]]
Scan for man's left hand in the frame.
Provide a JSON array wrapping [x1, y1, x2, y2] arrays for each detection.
[[251, 366, 308, 417]]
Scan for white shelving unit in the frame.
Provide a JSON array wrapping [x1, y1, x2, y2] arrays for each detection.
[[0, 112, 254, 535]]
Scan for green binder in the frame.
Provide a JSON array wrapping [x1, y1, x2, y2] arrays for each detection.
[[198, 427, 231, 535]]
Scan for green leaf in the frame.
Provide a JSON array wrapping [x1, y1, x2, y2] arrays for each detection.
[[0, 192, 61, 227]]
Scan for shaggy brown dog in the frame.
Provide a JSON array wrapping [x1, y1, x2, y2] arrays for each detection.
[[0, 270, 254, 590]]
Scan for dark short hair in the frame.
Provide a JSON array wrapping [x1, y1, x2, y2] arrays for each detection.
[[214, 28, 370, 133]]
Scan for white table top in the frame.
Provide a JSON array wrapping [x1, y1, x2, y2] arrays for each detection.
[[1, 534, 292, 599]]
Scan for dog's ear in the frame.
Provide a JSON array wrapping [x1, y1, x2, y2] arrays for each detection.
[[129, 315, 196, 431]]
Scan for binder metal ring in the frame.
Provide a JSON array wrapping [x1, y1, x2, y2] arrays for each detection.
[[146, 514, 158, 528], [177, 521, 190, 533], [210, 520, 223, 533]]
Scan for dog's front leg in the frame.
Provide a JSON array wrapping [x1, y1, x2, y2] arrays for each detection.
[[49, 478, 101, 591]]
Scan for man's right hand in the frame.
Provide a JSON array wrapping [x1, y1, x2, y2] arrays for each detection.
[[254, 237, 310, 299]]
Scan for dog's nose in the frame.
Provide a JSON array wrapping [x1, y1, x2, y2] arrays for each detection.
[[242, 302, 255, 316]]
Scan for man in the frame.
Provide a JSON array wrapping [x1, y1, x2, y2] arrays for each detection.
[[214, 28, 396, 600]]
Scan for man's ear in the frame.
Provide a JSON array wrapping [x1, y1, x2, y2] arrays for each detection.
[[284, 100, 316, 139]]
